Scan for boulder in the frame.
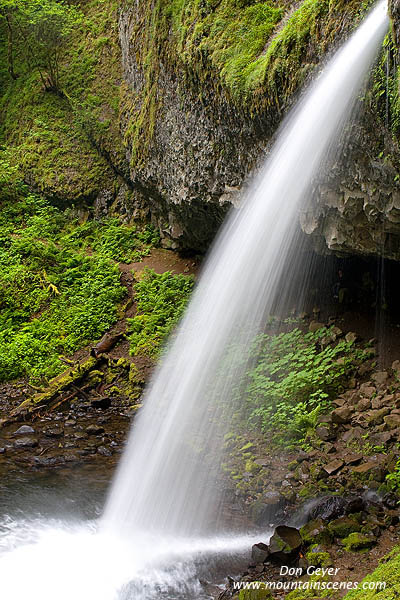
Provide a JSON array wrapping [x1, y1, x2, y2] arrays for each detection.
[[300, 519, 332, 545], [328, 516, 361, 538], [13, 425, 35, 436], [342, 532, 377, 551], [372, 371, 389, 386], [251, 542, 270, 564], [366, 408, 390, 426], [323, 459, 344, 475], [359, 384, 376, 398], [384, 414, 400, 429], [13, 437, 38, 449], [332, 406, 352, 424], [269, 526, 302, 560]]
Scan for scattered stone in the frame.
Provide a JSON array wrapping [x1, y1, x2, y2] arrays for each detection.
[[13, 425, 35, 436], [97, 446, 112, 457], [392, 360, 400, 375], [351, 462, 376, 475], [13, 437, 38, 449], [43, 427, 63, 438], [65, 419, 77, 426], [251, 542, 270, 564], [345, 332, 357, 344], [343, 453, 362, 466], [332, 406, 352, 424], [372, 371, 389, 386], [309, 321, 325, 333], [85, 425, 105, 435], [341, 427, 363, 443], [0, 447, 6, 454], [359, 384, 376, 398], [356, 398, 371, 411], [366, 408, 390, 426], [324, 459, 344, 475], [315, 426, 332, 441], [91, 396, 112, 410], [384, 414, 400, 429]]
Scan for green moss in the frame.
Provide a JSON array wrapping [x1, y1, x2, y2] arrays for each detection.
[[0, 0, 125, 199], [342, 532, 376, 552], [344, 546, 400, 598], [305, 547, 332, 568]]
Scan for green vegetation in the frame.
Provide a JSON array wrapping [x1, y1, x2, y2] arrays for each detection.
[[127, 268, 194, 357], [0, 0, 83, 92], [344, 546, 400, 598], [0, 0, 124, 200], [242, 327, 369, 445], [386, 457, 400, 495], [0, 184, 159, 383]]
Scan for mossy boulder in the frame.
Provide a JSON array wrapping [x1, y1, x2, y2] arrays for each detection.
[[342, 532, 377, 552], [238, 589, 273, 600], [300, 519, 332, 545], [305, 546, 333, 568], [328, 516, 361, 539]]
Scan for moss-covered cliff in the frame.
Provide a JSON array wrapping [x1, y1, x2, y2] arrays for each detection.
[[1, 0, 399, 254]]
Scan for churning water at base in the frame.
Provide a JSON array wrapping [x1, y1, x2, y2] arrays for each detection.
[[0, 3, 389, 599]]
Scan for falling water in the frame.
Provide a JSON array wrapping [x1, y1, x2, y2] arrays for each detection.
[[102, 1, 389, 537], [0, 3, 389, 599]]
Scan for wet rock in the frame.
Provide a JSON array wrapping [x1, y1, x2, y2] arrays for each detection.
[[34, 456, 65, 467], [332, 406, 352, 424], [43, 427, 63, 438], [65, 419, 77, 426], [308, 495, 364, 521], [251, 542, 270, 564], [269, 526, 302, 560], [85, 425, 105, 435], [91, 396, 112, 410], [13, 425, 35, 436], [97, 446, 112, 457], [0, 447, 6, 454], [13, 437, 38, 449]]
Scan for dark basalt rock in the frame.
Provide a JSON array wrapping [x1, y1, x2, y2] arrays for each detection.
[[13, 425, 35, 436], [268, 526, 302, 562], [308, 495, 365, 522]]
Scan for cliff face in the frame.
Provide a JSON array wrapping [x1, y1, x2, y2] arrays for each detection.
[[2, 0, 400, 258], [115, 0, 400, 257]]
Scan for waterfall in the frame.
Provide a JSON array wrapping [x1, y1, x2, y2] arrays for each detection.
[[103, 1, 388, 538], [0, 3, 389, 599]]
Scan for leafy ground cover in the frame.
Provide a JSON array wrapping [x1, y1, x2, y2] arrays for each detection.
[[0, 191, 159, 383], [242, 326, 372, 445], [127, 267, 195, 357]]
